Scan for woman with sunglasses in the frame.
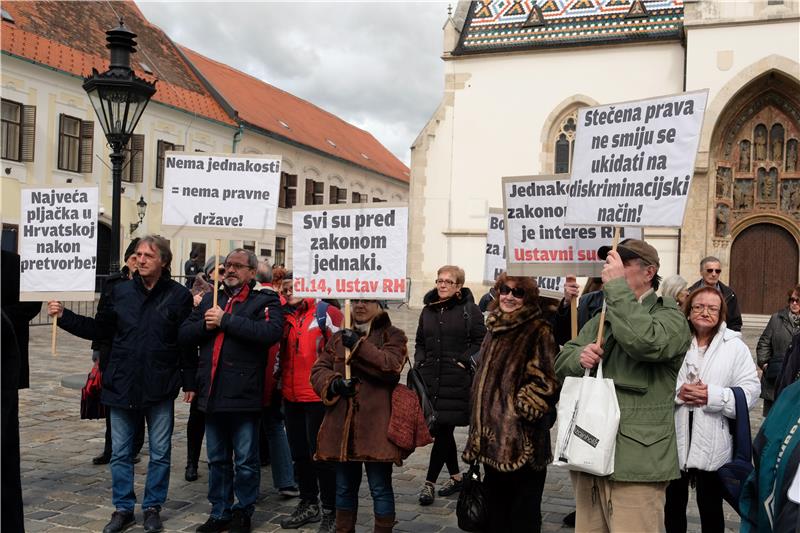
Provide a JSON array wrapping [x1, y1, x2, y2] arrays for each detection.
[[664, 286, 760, 533], [462, 274, 558, 533], [414, 265, 486, 505], [756, 285, 800, 415]]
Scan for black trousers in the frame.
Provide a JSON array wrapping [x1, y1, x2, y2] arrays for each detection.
[[186, 397, 205, 466], [483, 464, 546, 533], [664, 469, 725, 533], [426, 424, 460, 483], [103, 410, 145, 457], [1, 390, 24, 533], [284, 400, 335, 510]]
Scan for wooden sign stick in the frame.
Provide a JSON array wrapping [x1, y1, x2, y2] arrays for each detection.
[[51, 314, 58, 356], [595, 226, 621, 346], [213, 239, 221, 308], [344, 299, 352, 379], [567, 275, 578, 339]]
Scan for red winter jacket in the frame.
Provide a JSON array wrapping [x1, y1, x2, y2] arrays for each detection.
[[281, 299, 343, 403]]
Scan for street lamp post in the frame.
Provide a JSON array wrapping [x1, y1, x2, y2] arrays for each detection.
[[83, 19, 156, 273]]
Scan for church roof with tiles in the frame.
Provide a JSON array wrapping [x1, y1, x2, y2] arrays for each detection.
[[454, 0, 684, 55]]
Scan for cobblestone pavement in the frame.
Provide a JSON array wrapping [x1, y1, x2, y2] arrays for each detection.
[[20, 305, 762, 532]]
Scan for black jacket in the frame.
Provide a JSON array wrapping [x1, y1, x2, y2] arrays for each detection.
[[59, 271, 195, 409], [687, 279, 742, 331], [414, 287, 486, 426], [1, 251, 42, 389], [178, 280, 284, 413], [91, 268, 130, 370], [553, 290, 605, 346]]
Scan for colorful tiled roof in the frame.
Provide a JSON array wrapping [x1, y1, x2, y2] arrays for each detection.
[[1, 1, 235, 127], [181, 47, 410, 184], [454, 0, 684, 54]]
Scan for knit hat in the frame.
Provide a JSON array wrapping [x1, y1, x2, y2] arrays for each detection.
[[204, 256, 221, 275], [123, 238, 140, 262]]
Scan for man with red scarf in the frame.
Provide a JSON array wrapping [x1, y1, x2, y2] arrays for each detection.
[[180, 249, 284, 533]]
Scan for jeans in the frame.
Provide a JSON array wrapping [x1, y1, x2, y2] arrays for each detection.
[[484, 464, 546, 533], [205, 412, 261, 519], [426, 424, 460, 483], [284, 400, 336, 510], [103, 412, 145, 457], [261, 403, 295, 489], [336, 461, 395, 517], [110, 400, 175, 512]]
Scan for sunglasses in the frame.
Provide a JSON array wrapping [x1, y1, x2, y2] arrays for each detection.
[[705, 269, 722, 274], [789, 297, 800, 304], [498, 284, 525, 298]]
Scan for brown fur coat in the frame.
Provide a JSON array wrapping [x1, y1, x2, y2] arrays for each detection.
[[462, 305, 559, 472]]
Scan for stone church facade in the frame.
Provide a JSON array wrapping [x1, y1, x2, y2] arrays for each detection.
[[409, 0, 799, 315]]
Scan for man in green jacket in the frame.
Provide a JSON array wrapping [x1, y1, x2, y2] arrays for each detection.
[[555, 239, 691, 532]]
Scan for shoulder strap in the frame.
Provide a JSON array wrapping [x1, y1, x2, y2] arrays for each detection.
[[729, 387, 752, 462]]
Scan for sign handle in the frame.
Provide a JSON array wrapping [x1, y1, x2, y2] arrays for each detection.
[[51, 314, 58, 356], [567, 275, 578, 339], [595, 226, 621, 346], [212, 239, 221, 308], [344, 299, 351, 380]]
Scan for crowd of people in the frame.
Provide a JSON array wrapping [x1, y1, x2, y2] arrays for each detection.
[[1, 233, 796, 533]]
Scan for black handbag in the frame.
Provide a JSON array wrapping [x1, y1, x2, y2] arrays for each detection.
[[717, 386, 753, 515], [407, 366, 437, 431], [456, 462, 489, 532]]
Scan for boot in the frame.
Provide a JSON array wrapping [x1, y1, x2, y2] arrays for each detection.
[[334, 509, 357, 533], [373, 514, 395, 533]]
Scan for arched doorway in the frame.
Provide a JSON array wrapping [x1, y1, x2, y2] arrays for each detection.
[[730, 223, 798, 314]]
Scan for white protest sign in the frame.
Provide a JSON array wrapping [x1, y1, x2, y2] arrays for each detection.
[[19, 187, 98, 301], [484, 208, 506, 284], [503, 175, 641, 277], [536, 276, 566, 300], [565, 90, 707, 227], [161, 152, 281, 239], [292, 204, 408, 300]]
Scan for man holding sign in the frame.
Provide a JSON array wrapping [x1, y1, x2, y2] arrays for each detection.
[[48, 236, 195, 533], [555, 240, 691, 531]]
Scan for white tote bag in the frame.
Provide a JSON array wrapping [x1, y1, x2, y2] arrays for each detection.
[[553, 359, 620, 476]]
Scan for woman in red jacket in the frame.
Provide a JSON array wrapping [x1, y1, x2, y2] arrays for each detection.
[[279, 278, 342, 533]]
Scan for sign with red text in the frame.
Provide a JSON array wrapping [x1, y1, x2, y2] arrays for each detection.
[[161, 152, 281, 239], [292, 204, 408, 299], [19, 187, 98, 301], [503, 175, 640, 276], [565, 91, 708, 227], [484, 208, 506, 284]]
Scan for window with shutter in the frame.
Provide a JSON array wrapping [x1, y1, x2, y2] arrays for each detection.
[[79, 120, 94, 173], [58, 114, 81, 172], [156, 140, 183, 188], [20, 105, 35, 162], [352, 192, 367, 203], [1, 99, 22, 161], [122, 134, 145, 183], [329, 185, 347, 204], [279, 172, 298, 208]]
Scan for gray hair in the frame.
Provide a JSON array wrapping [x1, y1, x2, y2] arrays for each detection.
[[699, 256, 721, 270], [226, 248, 258, 269], [137, 235, 172, 271], [661, 275, 688, 300], [256, 260, 273, 284]]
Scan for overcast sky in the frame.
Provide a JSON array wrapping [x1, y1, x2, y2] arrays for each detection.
[[136, 1, 450, 166]]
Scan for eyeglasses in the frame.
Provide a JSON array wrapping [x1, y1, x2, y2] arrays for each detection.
[[705, 269, 722, 274], [435, 279, 456, 286], [789, 297, 800, 304], [224, 262, 251, 271], [691, 304, 720, 315], [498, 284, 525, 298]]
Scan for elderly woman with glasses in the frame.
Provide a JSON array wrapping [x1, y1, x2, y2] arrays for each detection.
[[756, 285, 800, 415], [414, 265, 486, 505], [664, 286, 760, 533], [462, 273, 559, 533]]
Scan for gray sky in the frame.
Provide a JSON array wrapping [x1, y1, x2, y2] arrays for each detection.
[[136, 1, 450, 166]]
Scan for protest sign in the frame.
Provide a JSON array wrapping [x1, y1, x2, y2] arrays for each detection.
[[565, 90, 708, 227], [161, 152, 281, 239], [19, 187, 98, 301], [536, 276, 566, 300], [484, 208, 506, 284], [503, 175, 641, 277], [292, 204, 408, 300]]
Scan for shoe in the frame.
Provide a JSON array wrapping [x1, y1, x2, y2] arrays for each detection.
[[278, 486, 300, 499], [317, 508, 335, 533], [374, 513, 396, 533], [143, 508, 163, 533], [418, 481, 435, 506], [280, 500, 320, 529], [438, 475, 464, 496], [102, 510, 135, 533], [229, 509, 252, 533], [185, 463, 199, 482], [563, 510, 576, 527], [334, 509, 357, 533], [196, 516, 231, 532], [93, 452, 111, 465]]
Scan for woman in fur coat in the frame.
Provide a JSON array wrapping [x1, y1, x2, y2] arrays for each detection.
[[462, 274, 559, 533]]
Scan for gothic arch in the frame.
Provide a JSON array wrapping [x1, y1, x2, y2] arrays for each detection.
[[539, 94, 599, 173]]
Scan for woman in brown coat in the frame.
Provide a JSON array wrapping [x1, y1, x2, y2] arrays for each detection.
[[310, 299, 408, 533], [462, 274, 559, 533]]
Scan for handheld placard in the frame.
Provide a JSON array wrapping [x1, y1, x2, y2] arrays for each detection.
[[344, 299, 352, 380], [51, 315, 58, 356], [595, 227, 621, 346]]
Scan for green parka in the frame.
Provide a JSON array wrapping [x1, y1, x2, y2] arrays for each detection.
[[555, 277, 691, 482]]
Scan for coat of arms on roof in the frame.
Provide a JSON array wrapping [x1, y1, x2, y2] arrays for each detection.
[[626, 0, 650, 18], [523, 3, 546, 27]]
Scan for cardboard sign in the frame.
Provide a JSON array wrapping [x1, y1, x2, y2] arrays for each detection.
[[292, 204, 408, 300], [161, 152, 281, 239], [565, 90, 708, 227], [536, 276, 566, 300], [484, 208, 506, 284], [19, 187, 99, 301], [504, 175, 641, 276]]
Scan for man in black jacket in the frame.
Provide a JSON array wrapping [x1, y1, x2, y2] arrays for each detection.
[[687, 256, 743, 331], [49, 235, 195, 533], [179, 249, 284, 533]]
